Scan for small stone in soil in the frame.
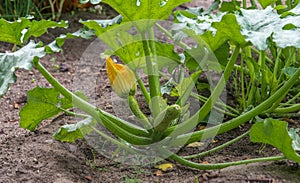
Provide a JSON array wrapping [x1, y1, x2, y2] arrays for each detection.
[[59, 64, 69, 72]]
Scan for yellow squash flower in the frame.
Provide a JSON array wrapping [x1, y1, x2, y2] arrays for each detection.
[[106, 57, 136, 98]]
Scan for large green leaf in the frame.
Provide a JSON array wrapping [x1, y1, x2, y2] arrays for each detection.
[[273, 29, 300, 48], [80, 14, 123, 37], [23, 19, 68, 43], [201, 14, 246, 50], [219, 1, 241, 12], [114, 40, 213, 73], [173, 7, 245, 50], [0, 18, 67, 45], [0, 41, 45, 97], [0, 28, 93, 97], [236, 7, 282, 50], [174, 8, 225, 35], [45, 28, 95, 53], [81, 15, 134, 52], [20, 87, 75, 131], [236, 6, 300, 50], [179, 17, 242, 70], [102, 0, 192, 22], [0, 18, 30, 45], [250, 118, 300, 162], [83, 0, 192, 31], [114, 41, 182, 71], [53, 117, 96, 143]]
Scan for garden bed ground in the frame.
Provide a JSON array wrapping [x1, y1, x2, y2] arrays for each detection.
[[1, 1, 300, 182]]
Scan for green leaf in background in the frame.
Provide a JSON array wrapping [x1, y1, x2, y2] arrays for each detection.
[[182, 28, 233, 72], [83, 17, 196, 72], [0, 41, 45, 97], [0, 18, 30, 45], [174, 8, 245, 51], [174, 9, 225, 35], [0, 18, 67, 45], [45, 28, 95, 53], [236, 7, 281, 50], [81, 15, 134, 53], [219, 1, 241, 12], [115, 41, 182, 72], [23, 19, 68, 43], [53, 117, 96, 143], [273, 29, 300, 48], [20, 87, 76, 131], [201, 14, 245, 50], [175, 70, 201, 106], [257, 0, 276, 9], [282, 67, 299, 77], [289, 128, 300, 151], [214, 42, 230, 67], [83, 0, 193, 32], [250, 118, 300, 162], [101, 0, 192, 23], [85, 0, 192, 32], [236, 6, 300, 50], [80, 14, 123, 37], [161, 78, 174, 95]]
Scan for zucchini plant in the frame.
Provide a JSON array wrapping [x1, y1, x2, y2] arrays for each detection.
[[1, 0, 300, 169]]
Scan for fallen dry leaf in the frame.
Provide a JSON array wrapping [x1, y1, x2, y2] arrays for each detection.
[[187, 142, 205, 147], [198, 125, 206, 130], [84, 175, 92, 180], [155, 163, 174, 172], [155, 170, 163, 176], [211, 139, 218, 143]]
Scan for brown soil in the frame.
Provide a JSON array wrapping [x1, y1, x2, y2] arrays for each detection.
[[1, 2, 300, 183]]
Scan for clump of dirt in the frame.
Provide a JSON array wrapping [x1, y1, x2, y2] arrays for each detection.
[[1, 2, 300, 183]]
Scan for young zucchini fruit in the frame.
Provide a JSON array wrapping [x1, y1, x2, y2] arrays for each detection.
[[152, 104, 182, 141]]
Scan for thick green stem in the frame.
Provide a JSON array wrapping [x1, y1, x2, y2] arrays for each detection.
[[169, 151, 285, 170], [128, 95, 153, 131], [163, 46, 241, 138], [58, 107, 89, 118], [183, 131, 249, 159], [141, 33, 161, 117], [170, 66, 300, 146], [273, 103, 300, 113], [34, 60, 152, 145], [91, 126, 137, 154], [267, 112, 300, 118]]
